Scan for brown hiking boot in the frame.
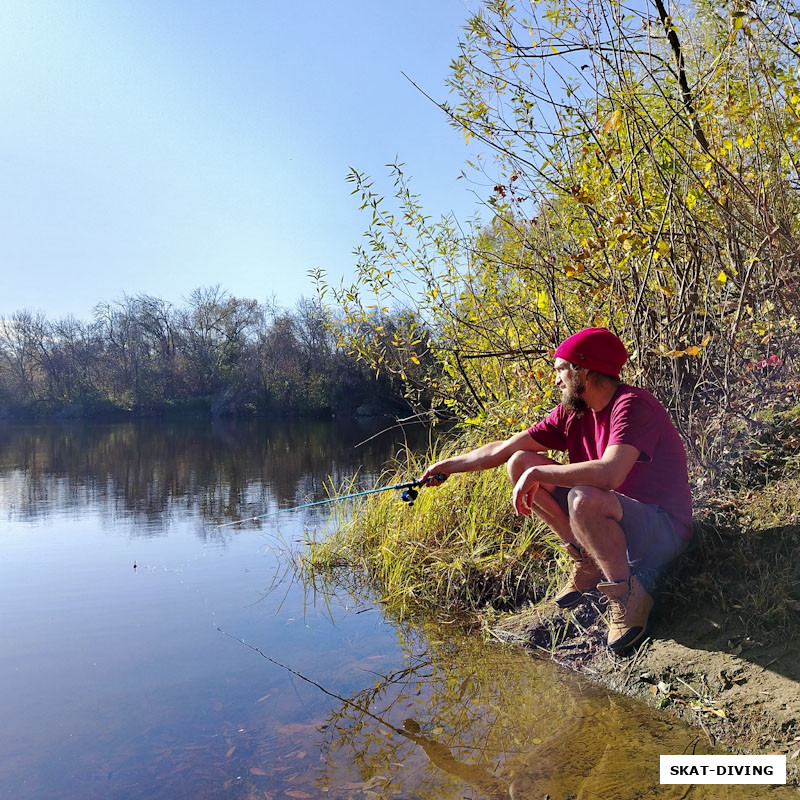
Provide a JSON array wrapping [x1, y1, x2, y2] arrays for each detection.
[[597, 574, 654, 652], [553, 543, 602, 609]]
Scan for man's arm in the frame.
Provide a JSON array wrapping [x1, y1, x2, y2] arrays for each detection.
[[520, 444, 640, 491], [511, 444, 640, 516], [419, 430, 546, 485]]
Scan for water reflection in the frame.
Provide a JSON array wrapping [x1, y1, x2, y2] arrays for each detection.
[[296, 622, 792, 800], [0, 418, 425, 531]]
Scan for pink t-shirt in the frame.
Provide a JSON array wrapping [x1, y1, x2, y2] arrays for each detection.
[[527, 384, 693, 539]]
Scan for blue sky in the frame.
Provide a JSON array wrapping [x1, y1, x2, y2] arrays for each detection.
[[0, 0, 481, 321]]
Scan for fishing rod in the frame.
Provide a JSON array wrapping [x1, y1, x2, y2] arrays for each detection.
[[215, 474, 445, 529]]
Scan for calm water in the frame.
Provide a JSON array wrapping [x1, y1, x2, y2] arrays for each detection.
[[0, 420, 791, 800]]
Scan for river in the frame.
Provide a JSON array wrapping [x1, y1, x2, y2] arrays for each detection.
[[0, 420, 790, 799]]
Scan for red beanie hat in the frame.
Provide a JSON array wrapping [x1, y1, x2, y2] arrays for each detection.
[[554, 328, 628, 379]]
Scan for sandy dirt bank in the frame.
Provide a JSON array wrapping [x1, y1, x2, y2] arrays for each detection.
[[493, 596, 800, 786]]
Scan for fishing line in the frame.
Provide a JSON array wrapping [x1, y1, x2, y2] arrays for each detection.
[[219, 627, 509, 797], [218, 627, 409, 737]]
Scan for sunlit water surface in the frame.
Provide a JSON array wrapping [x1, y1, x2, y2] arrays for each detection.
[[0, 420, 791, 800]]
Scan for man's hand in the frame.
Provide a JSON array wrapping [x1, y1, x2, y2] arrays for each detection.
[[512, 468, 540, 516], [419, 461, 451, 487]]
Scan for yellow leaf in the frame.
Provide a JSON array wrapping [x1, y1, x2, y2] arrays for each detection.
[[604, 109, 622, 132], [410, 354, 420, 365], [656, 239, 671, 256], [715, 271, 728, 286], [701, 331, 713, 347], [537, 290, 550, 311], [666, 350, 685, 358], [685, 346, 701, 356]]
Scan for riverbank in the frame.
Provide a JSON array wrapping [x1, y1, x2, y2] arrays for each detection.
[[307, 416, 800, 786], [492, 587, 800, 785], [490, 475, 800, 785]]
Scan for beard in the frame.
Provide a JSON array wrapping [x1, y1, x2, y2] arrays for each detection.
[[561, 380, 587, 416]]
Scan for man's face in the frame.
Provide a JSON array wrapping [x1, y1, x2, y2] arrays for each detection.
[[554, 357, 587, 415]]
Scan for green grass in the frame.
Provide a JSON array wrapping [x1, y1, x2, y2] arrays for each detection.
[[304, 403, 800, 642], [303, 444, 564, 618]]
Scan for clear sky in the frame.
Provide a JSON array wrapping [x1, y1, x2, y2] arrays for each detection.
[[0, 0, 481, 321]]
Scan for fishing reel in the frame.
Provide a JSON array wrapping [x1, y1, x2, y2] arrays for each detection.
[[400, 486, 419, 506], [399, 474, 445, 508]]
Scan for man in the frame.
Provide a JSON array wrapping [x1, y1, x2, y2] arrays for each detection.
[[420, 327, 692, 652]]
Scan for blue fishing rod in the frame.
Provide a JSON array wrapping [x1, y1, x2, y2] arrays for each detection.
[[215, 474, 445, 528]]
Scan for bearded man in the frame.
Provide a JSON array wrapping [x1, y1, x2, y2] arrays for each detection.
[[420, 328, 693, 652]]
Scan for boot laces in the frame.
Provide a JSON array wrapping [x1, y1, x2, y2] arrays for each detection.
[[607, 596, 627, 624], [600, 583, 631, 623]]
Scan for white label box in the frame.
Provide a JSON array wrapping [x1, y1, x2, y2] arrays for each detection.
[[660, 755, 786, 784]]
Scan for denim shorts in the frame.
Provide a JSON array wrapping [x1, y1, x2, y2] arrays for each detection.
[[551, 486, 688, 575]]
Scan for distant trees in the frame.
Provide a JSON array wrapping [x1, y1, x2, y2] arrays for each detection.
[[0, 288, 410, 419]]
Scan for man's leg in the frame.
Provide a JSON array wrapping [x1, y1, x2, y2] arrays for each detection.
[[567, 485, 654, 652], [566, 486, 629, 582], [506, 451, 575, 543], [506, 453, 602, 608], [506, 463, 653, 651]]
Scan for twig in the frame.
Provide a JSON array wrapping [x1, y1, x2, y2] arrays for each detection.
[[652, 0, 709, 152], [672, 674, 703, 699], [622, 637, 651, 688], [352, 412, 432, 450]]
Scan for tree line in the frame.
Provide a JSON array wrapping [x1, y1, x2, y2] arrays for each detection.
[[0, 286, 410, 419]]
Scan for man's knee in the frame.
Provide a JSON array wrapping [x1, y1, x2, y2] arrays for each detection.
[[506, 450, 552, 483], [567, 485, 616, 519]]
